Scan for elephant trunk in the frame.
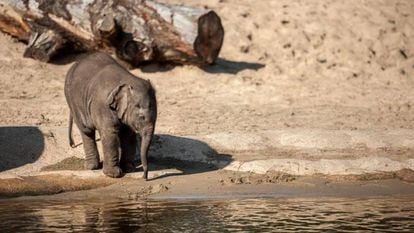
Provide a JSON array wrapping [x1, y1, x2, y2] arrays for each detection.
[[140, 124, 154, 180]]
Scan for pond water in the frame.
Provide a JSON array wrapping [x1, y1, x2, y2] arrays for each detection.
[[0, 196, 413, 232]]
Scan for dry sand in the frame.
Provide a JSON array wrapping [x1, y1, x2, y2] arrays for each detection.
[[0, 0, 414, 198]]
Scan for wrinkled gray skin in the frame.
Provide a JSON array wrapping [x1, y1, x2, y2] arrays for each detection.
[[64, 52, 157, 180]]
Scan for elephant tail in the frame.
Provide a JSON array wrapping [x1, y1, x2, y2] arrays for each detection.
[[68, 113, 75, 148]]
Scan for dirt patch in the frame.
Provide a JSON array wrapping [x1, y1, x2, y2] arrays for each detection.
[[221, 169, 414, 186], [220, 171, 296, 185], [0, 175, 116, 198], [319, 173, 397, 182], [41, 156, 85, 171], [318, 169, 414, 183]]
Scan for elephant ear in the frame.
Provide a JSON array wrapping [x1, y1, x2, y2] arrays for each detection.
[[107, 84, 132, 119]]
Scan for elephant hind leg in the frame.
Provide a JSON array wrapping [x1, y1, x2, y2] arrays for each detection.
[[80, 130, 101, 170], [120, 127, 137, 173]]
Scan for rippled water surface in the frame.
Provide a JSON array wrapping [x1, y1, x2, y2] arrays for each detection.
[[1, 196, 414, 232]]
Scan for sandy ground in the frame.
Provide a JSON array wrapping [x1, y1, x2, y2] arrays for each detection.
[[0, 0, 414, 198], [1, 0, 413, 133]]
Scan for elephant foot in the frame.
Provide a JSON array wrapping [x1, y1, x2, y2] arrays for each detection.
[[84, 160, 100, 170], [103, 165, 123, 178], [121, 162, 136, 173], [143, 170, 148, 181]]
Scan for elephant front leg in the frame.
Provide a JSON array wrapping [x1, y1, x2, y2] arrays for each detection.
[[120, 127, 137, 173], [100, 130, 123, 178], [80, 131, 100, 170]]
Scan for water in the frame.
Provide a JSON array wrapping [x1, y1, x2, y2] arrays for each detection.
[[0, 196, 414, 232]]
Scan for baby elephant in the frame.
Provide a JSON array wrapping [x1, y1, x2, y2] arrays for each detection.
[[64, 52, 157, 180]]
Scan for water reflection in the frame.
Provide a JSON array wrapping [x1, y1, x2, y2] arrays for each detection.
[[0, 197, 413, 232]]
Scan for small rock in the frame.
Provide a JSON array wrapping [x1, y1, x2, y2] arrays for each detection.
[[235, 177, 243, 184], [240, 12, 250, 18], [259, 52, 269, 61], [369, 48, 376, 56], [400, 49, 408, 59], [265, 172, 296, 183], [151, 184, 169, 193], [240, 176, 251, 184], [327, 63, 337, 69], [396, 169, 414, 183], [230, 177, 244, 184], [240, 45, 250, 53]]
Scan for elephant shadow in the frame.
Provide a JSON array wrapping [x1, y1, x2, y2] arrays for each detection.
[[0, 127, 44, 172], [138, 134, 233, 181], [201, 58, 266, 74], [51, 50, 265, 75], [139, 58, 266, 75]]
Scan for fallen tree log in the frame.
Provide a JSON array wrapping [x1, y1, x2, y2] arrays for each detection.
[[0, 0, 224, 65]]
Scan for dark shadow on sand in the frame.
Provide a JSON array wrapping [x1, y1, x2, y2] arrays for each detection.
[[42, 134, 232, 181], [139, 58, 266, 75], [49, 50, 265, 75], [202, 58, 265, 74], [0, 127, 44, 172], [48, 46, 87, 65], [136, 134, 233, 181]]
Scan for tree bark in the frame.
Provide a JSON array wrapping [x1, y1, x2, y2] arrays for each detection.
[[0, 0, 224, 65]]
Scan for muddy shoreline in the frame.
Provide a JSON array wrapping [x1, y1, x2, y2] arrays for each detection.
[[2, 158, 414, 200], [3, 174, 414, 202]]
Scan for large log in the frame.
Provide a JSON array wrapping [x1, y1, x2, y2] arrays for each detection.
[[0, 0, 224, 65]]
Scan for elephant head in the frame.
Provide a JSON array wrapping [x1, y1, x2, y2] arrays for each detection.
[[107, 81, 157, 180]]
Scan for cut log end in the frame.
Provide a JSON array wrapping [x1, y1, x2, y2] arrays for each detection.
[[194, 11, 224, 65], [23, 30, 65, 62]]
